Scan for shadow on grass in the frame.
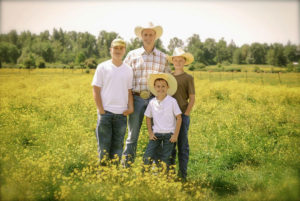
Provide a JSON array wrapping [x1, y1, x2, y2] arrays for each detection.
[[210, 177, 239, 196]]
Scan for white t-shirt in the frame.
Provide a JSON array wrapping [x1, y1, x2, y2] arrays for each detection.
[[91, 60, 133, 114], [144, 95, 182, 133]]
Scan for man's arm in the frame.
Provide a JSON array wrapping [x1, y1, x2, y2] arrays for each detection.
[[146, 117, 157, 140], [92, 86, 105, 114], [170, 114, 182, 143], [184, 94, 195, 116], [123, 89, 134, 116]]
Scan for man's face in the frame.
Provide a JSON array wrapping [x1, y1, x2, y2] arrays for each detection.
[[110, 46, 126, 60], [154, 79, 169, 96], [172, 56, 186, 69], [141, 29, 156, 47]]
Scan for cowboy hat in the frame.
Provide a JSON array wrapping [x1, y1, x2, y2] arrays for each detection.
[[147, 73, 177, 96], [167, 47, 194, 65], [134, 22, 163, 40]]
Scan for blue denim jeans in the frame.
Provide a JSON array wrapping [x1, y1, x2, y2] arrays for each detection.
[[123, 95, 153, 166], [143, 133, 174, 166], [171, 114, 190, 178], [96, 111, 127, 165]]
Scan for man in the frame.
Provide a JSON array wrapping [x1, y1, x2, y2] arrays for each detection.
[[92, 38, 134, 165], [122, 22, 171, 167]]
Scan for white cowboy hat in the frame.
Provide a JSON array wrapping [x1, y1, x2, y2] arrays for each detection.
[[167, 47, 194, 65], [147, 73, 177, 96], [134, 22, 163, 40]]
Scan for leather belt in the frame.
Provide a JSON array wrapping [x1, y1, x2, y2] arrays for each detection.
[[133, 90, 152, 99]]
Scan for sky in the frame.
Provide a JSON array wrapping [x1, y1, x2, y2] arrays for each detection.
[[1, 0, 299, 48]]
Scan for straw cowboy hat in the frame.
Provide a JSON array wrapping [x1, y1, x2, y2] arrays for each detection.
[[134, 22, 163, 40], [147, 73, 177, 96], [167, 47, 194, 65]]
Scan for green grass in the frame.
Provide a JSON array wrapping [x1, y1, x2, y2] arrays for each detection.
[[0, 69, 299, 200]]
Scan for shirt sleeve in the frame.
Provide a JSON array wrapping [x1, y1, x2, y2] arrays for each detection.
[[124, 52, 131, 66], [188, 76, 195, 95], [144, 102, 152, 118], [173, 99, 182, 116], [91, 64, 103, 87], [127, 68, 133, 89], [164, 60, 171, 73]]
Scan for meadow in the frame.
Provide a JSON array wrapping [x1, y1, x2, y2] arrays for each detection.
[[0, 68, 299, 201]]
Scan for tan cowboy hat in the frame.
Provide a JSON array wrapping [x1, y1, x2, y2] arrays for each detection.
[[167, 47, 194, 65], [134, 22, 163, 40], [147, 73, 177, 96]]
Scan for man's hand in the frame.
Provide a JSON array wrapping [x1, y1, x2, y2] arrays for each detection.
[[149, 132, 157, 141], [169, 134, 178, 143]]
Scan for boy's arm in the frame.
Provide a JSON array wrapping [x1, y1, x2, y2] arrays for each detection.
[[123, 89, 134, 116], [170, 114, 182, 143], [93, 86, 105, 114], [146, 117, 157, 140], [184, 94, 195, 116]]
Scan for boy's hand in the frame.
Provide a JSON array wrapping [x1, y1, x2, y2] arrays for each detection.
[[98, 109, 106, 115], [123, 108, 134, 116], [169, 134, 178, 143], [149, 133, 157, 141], [184, 112, 190, 116]]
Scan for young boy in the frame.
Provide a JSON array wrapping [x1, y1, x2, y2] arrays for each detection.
[[91, 38, 134, 166], [167, 47, 195, 181], [143, 73, 182, 170]]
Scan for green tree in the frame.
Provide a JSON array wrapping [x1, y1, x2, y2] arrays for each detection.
[[203, 38, 217, 65], [240, 44, 250, 64], [247, 43, 266, 64], [168, 37, 184, 54], [214, 38, 230, 64], [186, 34, 204, 63], [127, 37, 143, 53], [97, 31, 118, 58], [284, 41, 297, 63], [233, 49, 242, 64], [0, 42, 20, 63], [155, 38, 167, 53]]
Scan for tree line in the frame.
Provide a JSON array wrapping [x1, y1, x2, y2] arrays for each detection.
[[0, 28, 299, 69]]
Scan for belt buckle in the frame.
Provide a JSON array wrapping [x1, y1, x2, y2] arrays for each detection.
[[140, 90, 150, 99]]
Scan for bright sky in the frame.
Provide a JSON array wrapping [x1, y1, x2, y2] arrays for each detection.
[[1, 0, 299, 48]]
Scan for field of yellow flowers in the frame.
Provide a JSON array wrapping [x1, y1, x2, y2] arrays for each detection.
[[0, 69, 299, 201]]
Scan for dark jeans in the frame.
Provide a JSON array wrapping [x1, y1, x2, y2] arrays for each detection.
[[143, 133, 174, 167], [95, 111, 127, 165], [123, 95, 153, 166], [170, 114, 190, 178]]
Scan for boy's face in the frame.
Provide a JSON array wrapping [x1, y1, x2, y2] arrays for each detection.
[[110, 46, 126, 60], [172, 56, 186, 69], [141, 29, 156, 47], [154, 79, 169, 96]]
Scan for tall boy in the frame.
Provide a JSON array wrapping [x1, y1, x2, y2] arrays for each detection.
[[168, 47, 195, 180], [143, 73, 182, 169], [92, 38, 134, 165]]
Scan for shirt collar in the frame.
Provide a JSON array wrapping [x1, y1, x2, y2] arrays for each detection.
[[140, 46, 158, 56]]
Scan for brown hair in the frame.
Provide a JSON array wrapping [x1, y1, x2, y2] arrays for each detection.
[[154, 78, 168, 86]]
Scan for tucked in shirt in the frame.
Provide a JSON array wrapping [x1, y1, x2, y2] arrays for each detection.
[[144, 95, 182, 134], [124, 47, 171, 93]]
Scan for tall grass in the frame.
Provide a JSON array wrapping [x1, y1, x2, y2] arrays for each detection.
[[0, 69, 299, 200]]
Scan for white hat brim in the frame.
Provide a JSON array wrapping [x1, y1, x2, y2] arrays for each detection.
[[147, 73, 177, 96], [167, 52, 194, 65], [135, 26, 163, 40]]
